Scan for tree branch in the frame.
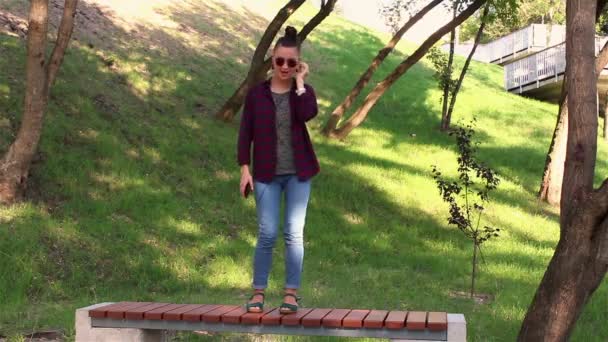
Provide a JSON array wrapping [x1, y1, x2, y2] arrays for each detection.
[[331, 0, 486, 138], [596, 40, 608, 75], [597, 218, 608, 263], [46, 0, 78, 90], [598, 0, 608, 21], [298, 0, 337, 42], [591, 178, 608, 218], [255, 0, 337, 80], [246, 0, 305, 80]]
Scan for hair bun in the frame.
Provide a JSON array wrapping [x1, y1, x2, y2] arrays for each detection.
[[285, 26, 298, 42], [274, 25, 300, 50]]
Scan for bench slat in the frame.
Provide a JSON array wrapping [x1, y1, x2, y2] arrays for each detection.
[[385, 310, 408, 329], [302, 308, 333, 327], [181, 304, 222, 322], [427, 311, 447, 331], [202, 305, 240, 323], [89, 302, 130, 318], [281, 308, 314, 326], [322, 309, 351, 328], [363, 310, 388, 329], [108, 302, 153, 319], [162, 304, 207, 321], [405, 311, 427, 330], [143, 304, 187, 320], [342, 309, 370, 328], [260, 308, 283, 325], [87, 302, 451, 334], [125, 303, 171, 320], [222, 307, 248, 324], [88, 311, 455, 340], [241, 307, 275, 325]]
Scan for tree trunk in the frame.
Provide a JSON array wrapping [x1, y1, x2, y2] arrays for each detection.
[[443, 4, 489, 131], [539, 102, 568, 205], [519, 1, 608, 340], [518, 217, 608, 341], [215, 0, 338, 122], [0, 0, 78, 205], [560, 1, 599, 225], [539, 39, 608, 204], [537, 0, 607, 204], [323, 0, 444, 136], [604, 94, 608, 140], [327, 0, 486, 140], [439, 5, 457, 132], [470, 242, 477, 298], [0, 0, 50, 204]]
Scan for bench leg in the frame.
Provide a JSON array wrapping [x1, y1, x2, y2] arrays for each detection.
[[447, 313, 467, 342], [390, 314, 467, 342], [75, 303, 165, 342]]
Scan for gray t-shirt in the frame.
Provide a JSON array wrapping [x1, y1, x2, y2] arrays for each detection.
[[272, 91, 296, 175]]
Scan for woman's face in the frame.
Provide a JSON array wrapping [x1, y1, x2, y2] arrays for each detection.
[[272, 46, 299, 81]]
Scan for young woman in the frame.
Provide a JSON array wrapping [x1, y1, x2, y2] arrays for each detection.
[[237, 26, 320, 314]]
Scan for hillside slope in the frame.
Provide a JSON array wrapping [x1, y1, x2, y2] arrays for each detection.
[[0, 0, 606, 341]]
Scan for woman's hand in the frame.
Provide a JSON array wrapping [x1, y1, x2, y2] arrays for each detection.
[[240, 165, 254, 198], [296, 61, 309, 81]]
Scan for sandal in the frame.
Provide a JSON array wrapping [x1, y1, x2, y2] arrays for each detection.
[[279, 293, 301, 314], [245, 292, 265, 313]]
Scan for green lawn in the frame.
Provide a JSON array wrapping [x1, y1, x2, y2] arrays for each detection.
[[0, 0, 606, 341]]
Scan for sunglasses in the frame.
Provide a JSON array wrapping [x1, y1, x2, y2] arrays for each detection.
[[274, 57, 298, 68]]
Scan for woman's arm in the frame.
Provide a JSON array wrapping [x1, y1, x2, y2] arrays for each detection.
[[293, 62, 318, 122], [238, 90, 255, 197], [237, 90, 254, 166], [293, 84, 318, 122]]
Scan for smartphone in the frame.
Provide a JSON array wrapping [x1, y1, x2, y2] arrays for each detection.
[[244, 183, 252, 198]]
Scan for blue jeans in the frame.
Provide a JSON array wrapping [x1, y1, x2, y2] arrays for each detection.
[[252, 175, 312, 290]]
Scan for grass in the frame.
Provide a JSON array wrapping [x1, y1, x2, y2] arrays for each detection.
[[0, 0, 607, 341]]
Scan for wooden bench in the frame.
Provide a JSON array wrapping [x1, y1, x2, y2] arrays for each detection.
[[75, 302, 466, 341]]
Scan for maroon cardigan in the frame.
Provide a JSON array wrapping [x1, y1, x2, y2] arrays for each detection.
[[237, 79, 320, 182]]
